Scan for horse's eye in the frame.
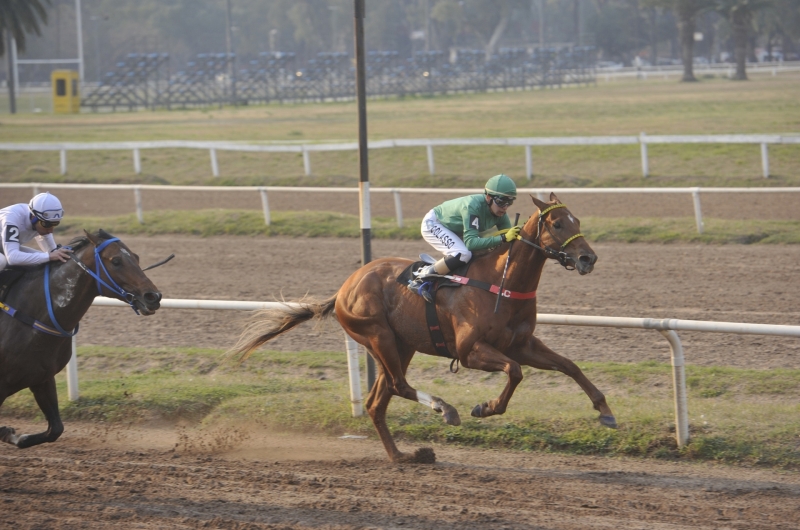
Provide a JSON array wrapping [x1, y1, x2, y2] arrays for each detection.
[[111, 257, 122, 266], [553, 221, 562, 230]]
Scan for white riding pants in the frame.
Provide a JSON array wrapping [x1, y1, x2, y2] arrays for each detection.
[[420, 209, 472, 264]]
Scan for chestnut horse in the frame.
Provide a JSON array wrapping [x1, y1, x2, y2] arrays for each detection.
[[230, 194, 616, 462], [0, 230, 162, 449]]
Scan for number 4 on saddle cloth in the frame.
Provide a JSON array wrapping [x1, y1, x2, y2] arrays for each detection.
[[396, 259, 537, 366]]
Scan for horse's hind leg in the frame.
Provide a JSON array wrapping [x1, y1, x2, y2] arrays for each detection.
[[362, 341, 454, 463], [2, 377, 65, 449], [511, 336, 617, 428]]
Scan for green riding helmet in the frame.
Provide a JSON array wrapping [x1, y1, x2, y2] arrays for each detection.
[[484, 174, 517, 198]]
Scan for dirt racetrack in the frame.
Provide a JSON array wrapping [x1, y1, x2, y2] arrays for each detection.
[[4, 221, 800, 528], [2, 418, 800, 530]]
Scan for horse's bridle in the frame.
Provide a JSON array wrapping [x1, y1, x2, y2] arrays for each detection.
[[64, 237, 141, 314], [516, 203, 585, 270]]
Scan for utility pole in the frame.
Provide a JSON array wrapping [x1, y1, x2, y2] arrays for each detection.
[[5, 34, 16, 114], [353, 0, 376, 391], [225, 0, 236, 103]]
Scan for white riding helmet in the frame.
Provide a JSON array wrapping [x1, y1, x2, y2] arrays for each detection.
[[29, 192, 64, 222]]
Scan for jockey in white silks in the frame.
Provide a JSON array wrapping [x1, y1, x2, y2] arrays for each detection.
[[0, 192, 73, 272]]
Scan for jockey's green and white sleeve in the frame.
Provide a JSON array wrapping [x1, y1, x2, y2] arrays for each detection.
[[432, 194, 511, 251]]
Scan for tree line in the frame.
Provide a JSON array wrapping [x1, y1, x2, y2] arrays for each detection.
[[3, 0, 800, 85]]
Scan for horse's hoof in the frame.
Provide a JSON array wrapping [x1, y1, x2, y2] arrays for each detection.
[[599, 415, 618, 429], [471, 403, 487, 418], [412, 447, 436, 464], [393, 448, 436, 464], [0, 427, 16, 444], [440, 403, 461, 426]]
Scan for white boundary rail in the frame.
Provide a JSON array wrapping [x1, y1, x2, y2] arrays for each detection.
[[4, 182, 800, 235], [70, 297, 800, 449], [1, 133, 798, 179]]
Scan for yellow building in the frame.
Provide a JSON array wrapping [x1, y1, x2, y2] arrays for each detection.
[[51, 70, 80, 114]]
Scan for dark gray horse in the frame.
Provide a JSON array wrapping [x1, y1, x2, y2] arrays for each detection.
[[0, 230, 162, 448]]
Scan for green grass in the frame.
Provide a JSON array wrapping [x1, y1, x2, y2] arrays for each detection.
[[2, 346, 799, 468], [1, 74, 798, 187], [58, 209, 800, 244]]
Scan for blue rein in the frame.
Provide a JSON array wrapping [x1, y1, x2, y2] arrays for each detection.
[[43, 237, 140, 337]]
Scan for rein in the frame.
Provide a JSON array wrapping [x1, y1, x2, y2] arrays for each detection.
[[517, 203, 585, 270]]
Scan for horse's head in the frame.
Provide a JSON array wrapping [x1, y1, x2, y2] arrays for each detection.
[[82, 230, 163, 315], [525, 193, 597, 275]]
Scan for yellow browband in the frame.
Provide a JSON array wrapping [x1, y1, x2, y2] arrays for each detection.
[[539, 203, 568, 217], [539, 203, 584, 249]]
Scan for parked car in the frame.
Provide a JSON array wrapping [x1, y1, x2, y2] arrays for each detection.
[[596, 61, 623, 70]]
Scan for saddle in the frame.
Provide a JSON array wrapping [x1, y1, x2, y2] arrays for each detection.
[[396, 260, 473, 364]]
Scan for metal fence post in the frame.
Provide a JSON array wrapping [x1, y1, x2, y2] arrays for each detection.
[[259, 187, 271, 226], [67, 335, 79, 401], [691, 187, 704, 234], [426, 144, 435, 175], [525, 145, 533, 181], [210, 148, 219, 177], [134, 186, 144, 224], [761, 143, 770, 178], [60, 150, 68, 175], [640, 132, 649, 178], [302, 147, 311, 176], [344, 333, 363, 417], [659, 329, 689, 448], [133, 148, 142, 174], [393, 189, 403, 228]]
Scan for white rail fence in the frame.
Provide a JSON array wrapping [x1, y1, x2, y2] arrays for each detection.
[[70, 297, 800, 449], [597, 60, 800, 82], [2, 134, 798, 180], [4, 182, 800, 235]]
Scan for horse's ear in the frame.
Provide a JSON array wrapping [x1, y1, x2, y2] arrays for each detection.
[[550, 192, 562, 203], [84, 230, 101, 247], [530, 194, 548, 210]]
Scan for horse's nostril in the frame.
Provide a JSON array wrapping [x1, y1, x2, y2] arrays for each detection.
[[144, 291, 162, 304], [580, 254, 597, 265]]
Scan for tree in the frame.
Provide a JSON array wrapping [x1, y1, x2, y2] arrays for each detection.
[[715, 0, 773, 79], [0, 0, 51, 113], [643, 0, 714, 81]]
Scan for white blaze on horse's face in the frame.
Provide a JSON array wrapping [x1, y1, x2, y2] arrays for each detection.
[[120, 249, 132, 257], [568, 214, 575, 224]]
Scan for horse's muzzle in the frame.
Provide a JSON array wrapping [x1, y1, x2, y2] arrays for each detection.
[[576, 253, 597, 275], [135, 291, 162, 315]]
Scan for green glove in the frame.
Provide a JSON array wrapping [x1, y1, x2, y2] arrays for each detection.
[[501, 225, 521, 242]]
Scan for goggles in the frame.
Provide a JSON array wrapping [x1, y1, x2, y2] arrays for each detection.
[[489, 195, 515, 208], [31, 207, 63, 228]]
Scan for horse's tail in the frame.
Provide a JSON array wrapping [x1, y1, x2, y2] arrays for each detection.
[[227, 294, 338, 362]]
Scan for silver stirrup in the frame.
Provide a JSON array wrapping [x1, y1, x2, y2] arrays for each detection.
[[419, 253, 436, 265]]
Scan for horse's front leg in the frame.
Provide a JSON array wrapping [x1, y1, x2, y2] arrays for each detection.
[[509, 335, 617, 428], [3, 377, 65, 449], [462, 340, 523, 418]]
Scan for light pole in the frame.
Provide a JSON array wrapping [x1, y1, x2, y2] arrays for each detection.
[[329, 5, 341, 52], [89, 15, 107, 83], [269, 29, 278, 53], [353, 0, 376, 391]]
